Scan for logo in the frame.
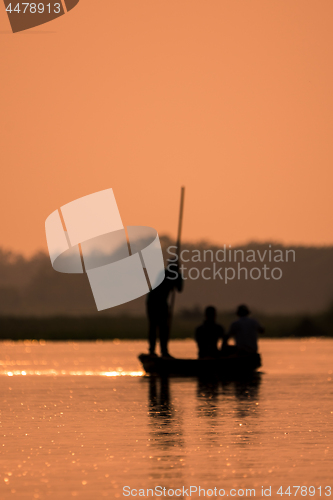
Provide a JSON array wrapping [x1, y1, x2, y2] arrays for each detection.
[[45, 188, 165, 311], [3, 0, 80, 33]]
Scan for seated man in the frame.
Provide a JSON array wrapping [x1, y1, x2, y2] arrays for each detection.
[[225, 304, 264, 354], [195, 306, 225, 359]]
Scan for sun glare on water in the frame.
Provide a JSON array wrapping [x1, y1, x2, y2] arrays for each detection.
[[2, 369, 144, 377]]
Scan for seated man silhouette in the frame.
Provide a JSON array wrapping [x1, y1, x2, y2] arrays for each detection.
[[225, 304, 264, 354], [195, 306, 225, 359]]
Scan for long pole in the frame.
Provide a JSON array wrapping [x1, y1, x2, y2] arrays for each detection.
[[169, 186, 185, 330], [176, 187, 185, 259]]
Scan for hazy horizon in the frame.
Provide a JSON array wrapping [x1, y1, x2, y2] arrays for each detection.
[[2, 235, 333, 260], [1, 238, 333, 316]]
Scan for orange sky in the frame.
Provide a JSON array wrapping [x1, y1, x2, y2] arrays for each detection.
[[1, 0, 332, 256]]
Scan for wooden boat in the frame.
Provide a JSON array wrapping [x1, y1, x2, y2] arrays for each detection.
[[138, 352, 261, 378]]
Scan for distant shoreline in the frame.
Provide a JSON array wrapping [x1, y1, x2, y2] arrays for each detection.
[[0, 312, 332, 340]]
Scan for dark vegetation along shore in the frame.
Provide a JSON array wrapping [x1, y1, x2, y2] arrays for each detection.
[[0, 239, 333, 340], [1, 239, 333, 317], [0, 305, 332, 341]]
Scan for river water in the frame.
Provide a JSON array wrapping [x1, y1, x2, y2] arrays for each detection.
[[0, 339, 332, 499]]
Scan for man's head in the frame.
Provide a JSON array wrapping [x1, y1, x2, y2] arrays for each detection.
[[236, 304, 250, 317], [205, 306, 216, 322]]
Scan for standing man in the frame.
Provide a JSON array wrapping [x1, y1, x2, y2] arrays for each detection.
[[146, 260, 183, 358]]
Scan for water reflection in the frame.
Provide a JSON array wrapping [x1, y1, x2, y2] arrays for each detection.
[[2, 340, 333, 499], [196, 378, 220, 419], [148, 376, 184, 450], [145, 374, 262, 455], [195, 374, 262, 455], [146, 374, 262, 428], [146, 376, 186, 488], [223, 374, 262, 420], [220, 373, 261, 398], [196, 374, 262, 410], [220, 375, 263, 454]]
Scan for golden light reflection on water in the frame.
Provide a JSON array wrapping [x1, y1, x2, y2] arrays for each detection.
[[1, 369, 144, 377], [0, 340, 333, 500]]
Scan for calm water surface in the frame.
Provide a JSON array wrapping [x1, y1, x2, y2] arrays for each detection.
[[0, 339, 332, 499]]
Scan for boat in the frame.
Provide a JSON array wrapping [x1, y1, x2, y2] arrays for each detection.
[[138, 352, 261, 378]]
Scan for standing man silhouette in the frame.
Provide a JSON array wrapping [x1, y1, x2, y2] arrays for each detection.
[[146, 260, 183, 358]]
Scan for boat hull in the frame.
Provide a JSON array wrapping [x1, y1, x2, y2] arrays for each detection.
[[138, 352, 261, 378]]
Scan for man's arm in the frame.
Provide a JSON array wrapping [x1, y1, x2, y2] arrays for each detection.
[[221, 324, 233, 351], [225, 322, 239, 344], [255, 320, 265, 334], [226, 322, 235, 340], [215, 325, 224, 350]]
